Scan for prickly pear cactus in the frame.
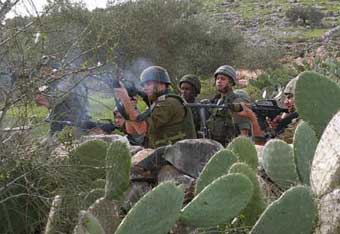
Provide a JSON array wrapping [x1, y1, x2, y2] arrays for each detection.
[[70, 140, 108, 180], [229, 163, 266, 226], [310, 111, 340, 197], [293, 121, 318, 185], [87, 198, 120, 234], [115, 182, 184, 234], [195, 149, 238, 194], [295, 71, 340, 137], [73, 210, 105, 234], [181, 174, 253, 228], [227, 136, 258, 170], [105, 141, 131, 201], [262, 139, 299, 189], [250, 186, 316, 234]]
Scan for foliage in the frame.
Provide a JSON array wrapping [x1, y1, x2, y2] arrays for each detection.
[[286, 5, 324, 27], [248, 66, 296, 99]]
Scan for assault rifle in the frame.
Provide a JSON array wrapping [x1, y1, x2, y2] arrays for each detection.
[[45, 119, 117, 134], [185, 99, 288, 136], [109, 78, 149, 120]]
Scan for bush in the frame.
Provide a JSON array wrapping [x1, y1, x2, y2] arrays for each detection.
[[286, 5, 324, 27]]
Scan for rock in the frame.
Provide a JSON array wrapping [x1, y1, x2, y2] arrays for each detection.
[[317, 189, 340, 234], [122, 182, 152, 211], [87, 198, 120, 234], [162, 139, 223, 178], [157, 165, 194, 187], [80, 134, 129, 144], [311, 111, 340, 197], [131, 147, 167, 172]]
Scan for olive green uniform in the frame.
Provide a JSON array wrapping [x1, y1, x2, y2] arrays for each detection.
[[207, 92, 251, 146], [146, 94, 196, 148]]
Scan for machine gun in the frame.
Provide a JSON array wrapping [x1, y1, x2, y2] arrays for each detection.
[[45, 119, 117, 134], [185, 99, 288, 137]]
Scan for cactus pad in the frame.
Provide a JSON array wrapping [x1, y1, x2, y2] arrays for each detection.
[[227, 136, 258, 169], [229, 163, 266, 226], [293, 121, 318, 185], [181, 174, 253, 227], [295, 71, 340, 137], [262, 139, 299, 189], [70, 140, 108, 180], [105, 141, 131, 201], [310, 111, 340, 196], [115, 182, 184, 234], [250, 186, 316, 234], [195, 149, 238, 194], [74, 210, 105, 234]]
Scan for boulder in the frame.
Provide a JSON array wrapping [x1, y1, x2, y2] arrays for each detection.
[[162, 139, 223, 178], [80, 134, 129, 144], [311, 111, 340, 197]]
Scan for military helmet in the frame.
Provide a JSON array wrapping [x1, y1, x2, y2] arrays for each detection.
[[214, 65, 237, 86], [140, 66, 171, 85], [179, 74, 201, 94], [284, 77, 299, 95], [234, 89, 251, 103]]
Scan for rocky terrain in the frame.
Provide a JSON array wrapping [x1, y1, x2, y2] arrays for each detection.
[[216, 0, 340, 56]]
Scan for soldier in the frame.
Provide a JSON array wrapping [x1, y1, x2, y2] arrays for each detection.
[[267, 77, 300, 143], [34, 56, 89, 136], [206, 65, 251, 146], [114, 66, 196, 148], [179, 74, 202, 135]]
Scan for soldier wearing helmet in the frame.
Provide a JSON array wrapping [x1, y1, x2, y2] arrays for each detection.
[[205, 65, 251, 146], [34, 55, 89, 136], [267, 76, 300, 143], [179, 74, 202, 135], [114, 66, 196, 148]]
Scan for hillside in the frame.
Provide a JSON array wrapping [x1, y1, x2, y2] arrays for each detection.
[[215, 0, 340, 56]]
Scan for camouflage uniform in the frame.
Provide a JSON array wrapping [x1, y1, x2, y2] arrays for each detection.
[[206, 65, 251, 146], [146, 93, 196, 148], [277, 118, 300, 144], [207, 92, 250, 146]]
